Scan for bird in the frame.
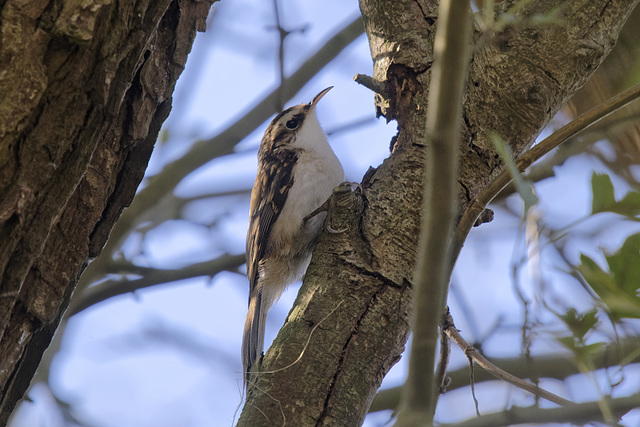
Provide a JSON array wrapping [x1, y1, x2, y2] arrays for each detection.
[[242, 87, 344, 389]]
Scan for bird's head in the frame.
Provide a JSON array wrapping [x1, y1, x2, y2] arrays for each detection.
[[260, 87, 333, 153]]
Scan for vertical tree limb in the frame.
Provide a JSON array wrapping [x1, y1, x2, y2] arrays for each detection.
[[395, 1, 472, 425]]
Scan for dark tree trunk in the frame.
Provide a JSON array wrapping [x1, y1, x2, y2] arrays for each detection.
[[0, 1, 214, 423]]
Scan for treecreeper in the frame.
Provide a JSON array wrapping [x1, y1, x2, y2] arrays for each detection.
[[242, 87, 344, 389]]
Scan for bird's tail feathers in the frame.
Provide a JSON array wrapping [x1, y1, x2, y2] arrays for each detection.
[[242, 292, 266, 389]]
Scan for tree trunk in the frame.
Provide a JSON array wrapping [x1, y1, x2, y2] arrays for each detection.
[[0, 1, 214, 423], [237, 1, 639, 425]]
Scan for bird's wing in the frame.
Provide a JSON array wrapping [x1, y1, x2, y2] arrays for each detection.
[[246, 148, 298, 293]]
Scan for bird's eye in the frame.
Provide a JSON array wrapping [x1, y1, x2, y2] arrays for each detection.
[[285, 119, 298, 130]]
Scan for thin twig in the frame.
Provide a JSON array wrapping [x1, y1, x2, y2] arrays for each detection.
[[242, 382, 286, 427], [353, 73, 388, 97], [467, 353, 481, 416], [369, 337, 640, 413], [270, 0, 307, 111], [443, 311, 574, 407], [68, 253, 246, 316], [257, 301, 344, 376], [448, 280, 481, 342], [273, 0, 286, 109], [435, 320, 451, 395]]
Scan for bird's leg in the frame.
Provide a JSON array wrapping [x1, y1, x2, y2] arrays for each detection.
[[303, 199, 330, 224]]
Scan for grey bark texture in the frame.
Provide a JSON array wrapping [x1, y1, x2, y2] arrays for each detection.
[[0, 0, 213, 423], [238, 1, 639, 426]]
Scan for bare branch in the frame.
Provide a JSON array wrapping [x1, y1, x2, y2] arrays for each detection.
[[370, 336, 640, 413], [443, 311, 574, 407], [68, 253, 245, 316], [269, 0, 309, 109], [396, 1, 472, 424], [374, 306, 640, 416], [353, 73, 388, 97], [439, 393, 640, 427]]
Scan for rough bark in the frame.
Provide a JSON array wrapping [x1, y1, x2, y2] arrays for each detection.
[[0, 0, 213, 423], [238, 1, 639, 426]]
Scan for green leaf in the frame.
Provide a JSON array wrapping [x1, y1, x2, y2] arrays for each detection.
[[575, 342, 606, 365], [558, 308, 598, 342], [605, 233, 640, 296], [591, 173, 616, 215], [577, 234, 640, 321], [598, 295, 640, 321], [613, 191, 640, 217], [590, 172, 640, 218], [490, 133, 539, 214], [556, 335, 605, 366], [556, 335, 577, 351], [577, 254, 616, 298]]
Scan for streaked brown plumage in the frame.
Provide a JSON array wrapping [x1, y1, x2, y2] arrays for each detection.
[[242, 87, 344, 389]]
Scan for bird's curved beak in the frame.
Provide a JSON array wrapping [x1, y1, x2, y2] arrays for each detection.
[[309, 86, 333, 108]]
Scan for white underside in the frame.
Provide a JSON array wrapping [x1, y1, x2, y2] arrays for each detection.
[[260, 111, 344, 307]]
